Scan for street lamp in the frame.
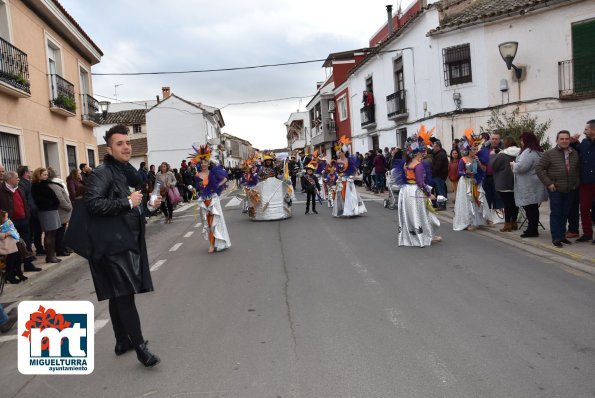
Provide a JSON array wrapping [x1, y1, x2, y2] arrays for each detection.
[[498, 41, 524, 80], [99, 101, 110, 118]]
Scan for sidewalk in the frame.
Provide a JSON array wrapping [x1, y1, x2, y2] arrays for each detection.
[[356, 185, 595, 275]]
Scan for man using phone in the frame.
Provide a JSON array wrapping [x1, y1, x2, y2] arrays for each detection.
[[85, 124, 161, 367]]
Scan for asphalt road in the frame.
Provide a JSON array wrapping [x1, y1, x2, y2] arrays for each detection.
[[1, 192, 594, 398]]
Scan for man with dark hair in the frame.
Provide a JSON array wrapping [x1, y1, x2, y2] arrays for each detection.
[[536, 130, 580, 247], [481, 132, 504, 220], [571, 119, 595, 243], [79, 163, 93, 185], [432, 140, 449, 210], [84, 123, 161, 367], [373, 149, 386, 193]]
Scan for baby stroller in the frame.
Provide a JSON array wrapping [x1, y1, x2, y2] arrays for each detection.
[[383, 170, 400, 210]]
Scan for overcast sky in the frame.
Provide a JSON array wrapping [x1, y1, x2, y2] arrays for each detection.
[[60, 0, 415, 149]]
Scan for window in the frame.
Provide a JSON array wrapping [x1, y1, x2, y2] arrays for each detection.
[[396, 128, 407, 148], [66, 145, 77, 172], [572, 19, 595, 94], [443, 44, 472, 86], [133, 124, 142, 133], [338, 96, 348, 121], [394, 57, 404, 92], [372, 135, 379, 150], [87, 148, 96, 168], [0, 0, 10, 42], [0, 131, 21, 171]]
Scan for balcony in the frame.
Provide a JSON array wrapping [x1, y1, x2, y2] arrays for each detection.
[[0, 37, 31, 97], [49, 74, 76, 116], [387, 90, 408, 120], [360, 104, 376, 129], [327, 119, 337, 134], [81, 94, 101, 126], [559, 56, 595, 99]]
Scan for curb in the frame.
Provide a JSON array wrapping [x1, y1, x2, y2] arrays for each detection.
[[435, 212, 595, 276]]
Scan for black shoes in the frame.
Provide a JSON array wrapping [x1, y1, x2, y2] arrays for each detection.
[[313, 210, 318, 214], [305, 210, 309, 215], [45, 257, 62, 264], [520, 231, 539, 238], [552, 240, 563, 248], [576, 235, 593, 242], [135, 342, 160, 367], [115, 339, 149, 356], [24, 264, 42, 272], [560, 239, 572, 245]]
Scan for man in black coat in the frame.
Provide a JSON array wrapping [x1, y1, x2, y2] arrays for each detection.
[[431, 140, 449, 210], [301, 164, 321, 214], [84, 124, 161, 367]]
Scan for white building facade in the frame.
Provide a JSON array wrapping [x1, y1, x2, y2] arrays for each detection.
[[146, 93, 225, 169], [348, 0, 595, 154], [285, 111, 310, 152]]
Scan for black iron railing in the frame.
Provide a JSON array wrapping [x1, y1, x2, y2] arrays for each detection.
[[387, 89, 407, 118], [0, 37, 30, 94], [49, 74, 76, 113], [559, 56, 595, 98], [81, 94, 100, 123], [360, 104, 375, 127], [327, 119, 337, 134]]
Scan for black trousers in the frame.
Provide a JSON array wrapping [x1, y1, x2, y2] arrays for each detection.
[[498, 191, 519, 222], [523, 203, 540, 234], [306, 191, 316, 211], [160, 196, 173, 219], [109, 295, 144, 345], [30, 211, 44, 252]]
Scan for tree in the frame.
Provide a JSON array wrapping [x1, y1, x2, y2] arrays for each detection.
[[480, 107, 551, 150]]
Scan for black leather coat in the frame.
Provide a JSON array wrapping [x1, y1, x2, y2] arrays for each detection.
[[84, 155, 153, 301]]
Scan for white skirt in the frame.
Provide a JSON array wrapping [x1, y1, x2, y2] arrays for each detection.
[[397, 184, 440, 247], [198, 195, 231, 251], [452, 176, 491, 231], [332, 177, 367, 217]]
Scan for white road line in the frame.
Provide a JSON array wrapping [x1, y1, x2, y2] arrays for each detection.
[[195, 222, 202, 228], [225, 197, 242, 207], [184, 231, 194, 238], [0, 334, 18, 343], [169, 243, 183, 252], [94, 319, 109, 333], [150, 259, 167, 271]]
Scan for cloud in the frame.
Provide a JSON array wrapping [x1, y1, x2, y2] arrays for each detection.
[[59, 0, 415, 149]]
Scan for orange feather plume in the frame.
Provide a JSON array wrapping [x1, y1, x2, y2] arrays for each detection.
[[417, 124, 435, 146]]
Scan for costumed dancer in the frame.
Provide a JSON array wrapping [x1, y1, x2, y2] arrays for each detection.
[[190, 144, 231, 253], [325, 161, 338, 208], [452, 129, 491, 231], [302, 164, 320, 214], [332, 136, 367, 217], [240, 160, 259, 214], [314, 151, 327, 201], [394, 127, 442, 247]]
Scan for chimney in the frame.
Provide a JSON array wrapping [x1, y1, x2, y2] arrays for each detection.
[[156, 95, 160, 103], [162, 86, 171, 99], [386, 5, 394, 36]]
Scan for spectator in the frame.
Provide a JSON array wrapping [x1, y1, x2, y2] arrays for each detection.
[[362, 153, 372, 190], [147, 164, 156, 193], [0, 172, 39, 278], [138, 162, 148, 184], [536, 130, 580, 247], [31, 167, 62, 263], [492, 137, 520, 232], [431, 140, 449, 210], [373, 149, 386, 193], [448, 149, 461, 201], [79, 163, 93, 185], [481, 132, 504, 216], [47, 167, 73, 257], [571, 119, 595, 243], [156, 162, 176, 224], [66, 169, 85, 203], [512, 132, 549, 238], [0, 164, 5, 183], [17, 165, 43, 256]]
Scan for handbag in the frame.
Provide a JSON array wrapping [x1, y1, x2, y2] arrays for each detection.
[[168, 186, 182, 205], [64, 201, 93, 260]]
